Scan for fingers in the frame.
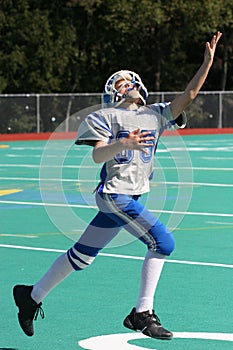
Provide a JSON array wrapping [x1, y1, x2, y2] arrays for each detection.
[[139, 136, 155, 143], [129, 129, 155, 141], [140, 130, 153, 137], [139, 131, 155, 144], [138, 135, 155, 146], [131, 129, 152, 136], [126, 129, 155, 152], [215, 31, 222, 42], [210, 31, 222, 48], [141, 147, 150, 155], [131, 128, 141, 135], [205, 31, 222, 61], [138, 134, 155, 154], [139, 142, 153, 149]]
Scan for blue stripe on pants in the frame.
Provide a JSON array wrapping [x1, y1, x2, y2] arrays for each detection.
[[68, 191, 175, 270]]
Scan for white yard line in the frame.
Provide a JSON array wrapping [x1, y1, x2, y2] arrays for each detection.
[[1, 176, 233, 187], [1, 163, 233, 171], [0, 243, 232, 269], [0, 199, 233, 217]]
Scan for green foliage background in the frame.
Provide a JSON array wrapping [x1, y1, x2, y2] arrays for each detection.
[[0, 0, 232, 94]]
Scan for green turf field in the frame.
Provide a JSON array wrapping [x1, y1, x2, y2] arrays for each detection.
[[0, 133, 233, 350]]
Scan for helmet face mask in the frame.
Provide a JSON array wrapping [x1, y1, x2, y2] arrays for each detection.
[[104, 70, 148, 107]]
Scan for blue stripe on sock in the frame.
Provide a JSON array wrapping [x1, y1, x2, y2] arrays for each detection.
[[69, 247, 89, 266], [67, 250, 82, 271], [73, 242, 99, 257]]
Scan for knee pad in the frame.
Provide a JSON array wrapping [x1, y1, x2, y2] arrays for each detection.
[[148, 222, 175, 256], [156, 232, 175, 256]]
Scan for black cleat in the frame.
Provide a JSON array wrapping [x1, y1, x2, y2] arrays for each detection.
[[13, 285, 44, 336], [123, 307, 173, 340]]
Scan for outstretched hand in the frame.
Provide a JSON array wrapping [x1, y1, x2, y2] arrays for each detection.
[[123, 128, 155, 154], [204, 31, 222, 64], [170, 30, 222, 119]]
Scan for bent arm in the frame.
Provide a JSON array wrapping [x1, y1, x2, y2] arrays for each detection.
[[92, 140, 126, 163], [92, 129, 155, 163], [170, 31, 222, 119]]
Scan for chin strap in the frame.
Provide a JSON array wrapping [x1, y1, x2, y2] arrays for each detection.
[[115, 90, 145, 107]]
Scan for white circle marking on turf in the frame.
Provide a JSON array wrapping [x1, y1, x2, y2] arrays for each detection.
[[78, 332, 233, 350]]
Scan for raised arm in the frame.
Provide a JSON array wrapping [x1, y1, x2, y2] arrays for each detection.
[[170, 31, 222, 119]]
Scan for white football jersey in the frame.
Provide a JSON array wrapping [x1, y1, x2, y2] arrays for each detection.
[[76, 103, 186, 195]]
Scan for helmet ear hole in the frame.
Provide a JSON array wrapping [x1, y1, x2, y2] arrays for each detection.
[[103, 94, 111, 104]]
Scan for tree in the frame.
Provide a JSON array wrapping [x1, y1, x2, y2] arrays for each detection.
[[0, 0, 78, 92], [0, 0, 232, 94]]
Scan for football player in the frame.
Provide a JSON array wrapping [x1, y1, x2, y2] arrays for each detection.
[[13, 31, 222, 339]]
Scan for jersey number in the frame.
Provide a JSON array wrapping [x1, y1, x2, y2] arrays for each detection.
[[114, 130, 155, 164]]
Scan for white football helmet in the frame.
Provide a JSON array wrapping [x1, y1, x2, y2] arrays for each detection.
[[104, 70, 148, 107]]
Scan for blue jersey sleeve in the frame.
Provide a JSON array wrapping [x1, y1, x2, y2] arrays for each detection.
[[75, 111, 113, 146], [149, 102, 187, 130]]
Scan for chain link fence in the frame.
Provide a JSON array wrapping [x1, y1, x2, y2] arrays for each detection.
[[0, 91, 232, 134]]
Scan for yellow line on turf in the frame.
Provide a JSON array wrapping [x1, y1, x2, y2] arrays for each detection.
[[0, 189, 22, 196], [0, 233, 37, 238]]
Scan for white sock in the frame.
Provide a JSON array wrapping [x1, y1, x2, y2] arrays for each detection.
[[136, 250, 165, 313], [31, 253, 74, 304]]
